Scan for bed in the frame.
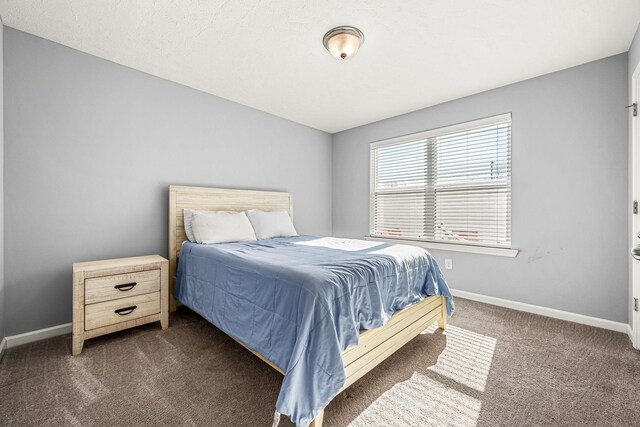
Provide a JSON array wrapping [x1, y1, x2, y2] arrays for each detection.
[[168, 185, 453, 427]]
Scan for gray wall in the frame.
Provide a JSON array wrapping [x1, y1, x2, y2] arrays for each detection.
[[333, 53, 629, 323], [3, 28, 332, 336]]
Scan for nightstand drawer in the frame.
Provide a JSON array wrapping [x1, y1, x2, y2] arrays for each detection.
[[85, 269, 160, 304], [85, 292, 160, 331]]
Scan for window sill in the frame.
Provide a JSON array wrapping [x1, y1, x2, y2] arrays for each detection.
[[365, 236, 519, 258]]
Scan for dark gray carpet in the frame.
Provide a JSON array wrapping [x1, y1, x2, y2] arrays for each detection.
[[1, 298, 639, 426]]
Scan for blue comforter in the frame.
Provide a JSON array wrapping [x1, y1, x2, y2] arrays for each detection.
[[174, 236, 453, 426]]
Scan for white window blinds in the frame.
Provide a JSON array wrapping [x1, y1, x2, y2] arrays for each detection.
[[370, 113, 511, 248]]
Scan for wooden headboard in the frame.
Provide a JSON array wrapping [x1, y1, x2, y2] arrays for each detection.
[[168, 185, 293, 310]]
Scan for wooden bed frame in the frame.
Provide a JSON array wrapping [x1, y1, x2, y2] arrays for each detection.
[[168, 185, 447, 427]]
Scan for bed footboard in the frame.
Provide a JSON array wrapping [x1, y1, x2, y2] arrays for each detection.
[[304, 295, 445, 427], [340, 295, 445, 392]]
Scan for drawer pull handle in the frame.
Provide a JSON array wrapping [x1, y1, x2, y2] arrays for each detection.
[[114, 305, 137, 316], [114, 282, 137, 292]]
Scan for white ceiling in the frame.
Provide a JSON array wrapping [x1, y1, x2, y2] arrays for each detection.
[[0, 1, 639, 133]]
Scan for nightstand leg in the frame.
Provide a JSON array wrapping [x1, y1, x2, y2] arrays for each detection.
[[72, 336, 84, 356], [161, 313, 169, 330], [161, 261, 170, 328]]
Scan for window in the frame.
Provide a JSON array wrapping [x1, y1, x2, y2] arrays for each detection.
[[370, 113, 511, 249]]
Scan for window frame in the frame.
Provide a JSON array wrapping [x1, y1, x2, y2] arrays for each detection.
[[368, 113, 518, 257]]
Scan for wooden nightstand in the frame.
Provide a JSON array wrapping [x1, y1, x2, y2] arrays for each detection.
[[72, 255, 168, 355]]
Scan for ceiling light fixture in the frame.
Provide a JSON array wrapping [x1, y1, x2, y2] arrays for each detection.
[[322, 26, 365, 60]]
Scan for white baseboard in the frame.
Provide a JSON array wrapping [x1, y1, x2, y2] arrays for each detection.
[[0, 337, 7, 360], [5, 323, 72, 349], [451, 289, 629, 334]]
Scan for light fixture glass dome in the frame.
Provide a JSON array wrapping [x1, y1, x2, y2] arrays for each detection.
[[323, 26, 364, 60]]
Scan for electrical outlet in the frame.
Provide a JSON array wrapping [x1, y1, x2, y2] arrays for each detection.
[[445, 258, 453, 270]]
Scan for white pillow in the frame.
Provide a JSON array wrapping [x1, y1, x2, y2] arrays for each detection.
[[183, 209, 197, 242], [183, 209, 233, 242], [191, 211, 257, 244], [246, 210, 298, 240]]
